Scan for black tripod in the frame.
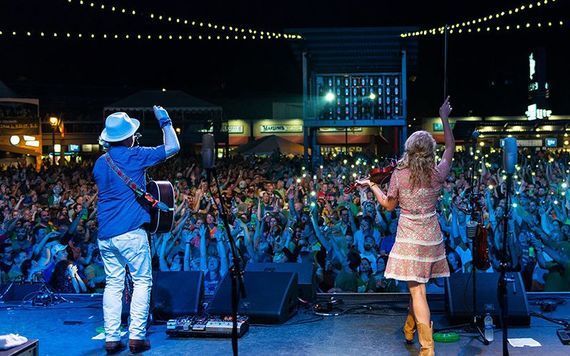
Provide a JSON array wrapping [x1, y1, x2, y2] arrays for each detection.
[[207, 167, 246, 356], [436, 134, 488, 345]]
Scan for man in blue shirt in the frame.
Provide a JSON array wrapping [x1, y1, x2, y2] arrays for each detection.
[[93, 106, 179, 354]]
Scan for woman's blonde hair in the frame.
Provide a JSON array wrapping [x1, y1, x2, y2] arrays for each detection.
[[397, 130, 437, 190]]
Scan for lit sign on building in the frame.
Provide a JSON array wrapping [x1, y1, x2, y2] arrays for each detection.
[[501, 138, 542, 147], [545, 138, 557, 148], [432, 122, 456, 132], [526, 104, 552, 121], [529, 53, 535, 81], [526, 49, 551, 121], [228, 125, 244, 134], [222, 122, 245, 134], [260, 124, 303, 133]]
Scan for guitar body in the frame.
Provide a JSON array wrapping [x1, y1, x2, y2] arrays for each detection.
[[147, 180, 175, 234]]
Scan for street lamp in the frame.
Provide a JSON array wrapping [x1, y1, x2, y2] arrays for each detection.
[[49, 116, 59, 165]]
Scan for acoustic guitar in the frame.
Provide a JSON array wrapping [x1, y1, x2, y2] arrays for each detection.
[[147, 180, 175, 234]]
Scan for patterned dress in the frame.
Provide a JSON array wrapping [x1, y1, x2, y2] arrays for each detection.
[[384, 160, 451, 283]]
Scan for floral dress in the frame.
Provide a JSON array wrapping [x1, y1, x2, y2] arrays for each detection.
[[384, 161, 451, 283]]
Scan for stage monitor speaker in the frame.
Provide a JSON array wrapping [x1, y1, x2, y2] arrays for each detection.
[[246, 262, 316, 301], [150, 271, 204, 320], [208, 271, 298, 324], [123, 271, 204, 323], [445, 272, 530, 326], [0, 283, 45, 302]]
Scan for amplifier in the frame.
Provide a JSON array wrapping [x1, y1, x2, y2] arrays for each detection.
[[166, 315, 249, 338]]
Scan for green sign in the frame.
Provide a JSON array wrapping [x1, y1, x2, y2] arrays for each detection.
[[432, 122, 455, 132]]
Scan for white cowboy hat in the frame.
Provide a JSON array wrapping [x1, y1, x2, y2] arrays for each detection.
[[100, 112, 140, 142]]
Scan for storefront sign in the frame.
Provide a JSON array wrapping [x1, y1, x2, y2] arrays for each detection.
[[228, 125, 244, 134], [0, 102, 40, 135], [500, 139, 542, 147], [260, 124, 303, 133]]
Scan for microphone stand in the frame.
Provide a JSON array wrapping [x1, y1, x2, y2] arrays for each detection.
[[498, 173, 513, 356], [206, 167, 246, 356], [466, 137, 489, 344]]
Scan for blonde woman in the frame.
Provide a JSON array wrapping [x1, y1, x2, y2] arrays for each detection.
[[357, 97, 454, 355]]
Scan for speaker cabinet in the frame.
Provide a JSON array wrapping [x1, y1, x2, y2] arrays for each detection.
[[445, 272, 530, 326], [151, 271, 204, 320], [209, 271, 298, 324], [246, 262, 316, 301]]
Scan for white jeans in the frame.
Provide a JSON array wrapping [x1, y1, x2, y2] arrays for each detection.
[[98, 228, 152, 342]]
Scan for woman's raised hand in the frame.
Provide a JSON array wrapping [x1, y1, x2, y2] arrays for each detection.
[[439, 96, 452, 120]]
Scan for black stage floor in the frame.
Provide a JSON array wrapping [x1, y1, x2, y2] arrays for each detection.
[[1, 293, 569, 355]]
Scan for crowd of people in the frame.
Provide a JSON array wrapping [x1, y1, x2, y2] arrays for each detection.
[[1, 146, 569, 297]]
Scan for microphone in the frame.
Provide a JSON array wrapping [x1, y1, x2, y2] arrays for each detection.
[[502, 137, 518, 175], [201, 134, 215, 170]]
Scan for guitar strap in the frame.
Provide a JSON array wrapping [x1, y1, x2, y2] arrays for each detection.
[[104, 153, 171, 212]]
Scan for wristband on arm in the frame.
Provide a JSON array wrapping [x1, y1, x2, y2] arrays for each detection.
[[159, 118, 172, 128]]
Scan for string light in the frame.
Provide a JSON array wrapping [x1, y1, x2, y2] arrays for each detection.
[[65, 0, 301, 40], [401, 19, 564, 38], [0, 29, 296, 41], [401, 0, 559, 37]]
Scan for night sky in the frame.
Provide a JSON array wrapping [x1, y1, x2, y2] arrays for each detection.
[[0, 0, 568, 119]]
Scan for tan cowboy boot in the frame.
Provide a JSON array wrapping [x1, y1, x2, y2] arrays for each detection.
[[403, 313, 416, 344], [417, 322, 435, 356]]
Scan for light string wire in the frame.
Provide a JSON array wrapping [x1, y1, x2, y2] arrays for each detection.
[[0, 29, 301, 41], [64, 0, 303, 40]]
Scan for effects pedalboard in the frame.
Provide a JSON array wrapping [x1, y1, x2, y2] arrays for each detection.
[[557, 329, 570, 345], [166, 315, 250, 338]]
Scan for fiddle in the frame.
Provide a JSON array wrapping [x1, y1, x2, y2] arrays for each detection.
[[344, 160, 397, 194]]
